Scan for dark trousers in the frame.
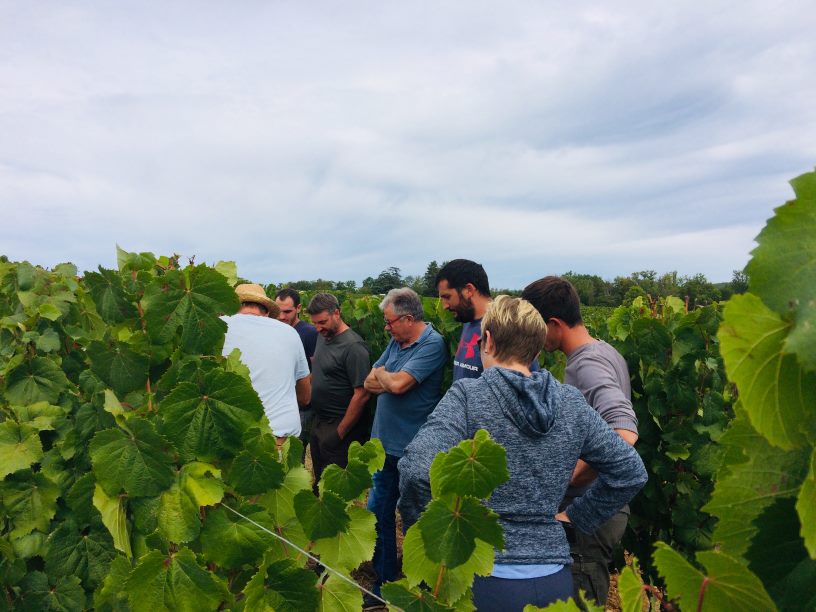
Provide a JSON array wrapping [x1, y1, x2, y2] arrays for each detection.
[[309, 414, 368, 486], [472, 566, 573, 611], [564, 508, 629, 606]]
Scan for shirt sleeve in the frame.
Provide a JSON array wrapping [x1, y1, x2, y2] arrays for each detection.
[[398, 382, 469, 529], [345, 341, 371, 388], [570, 354, 638, 433], [400, 333, 448, 384], [565, 393, 648, 534], [294, 339, 310, 380]]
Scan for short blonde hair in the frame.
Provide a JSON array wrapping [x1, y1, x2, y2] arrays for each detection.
[[481, 295, 547, 365]]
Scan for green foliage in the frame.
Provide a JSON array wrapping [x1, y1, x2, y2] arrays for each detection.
[[0, 250, 385, 610], [384, 429, 507, 609]]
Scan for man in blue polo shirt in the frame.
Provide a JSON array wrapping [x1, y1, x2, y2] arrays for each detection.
[[363, 287, 448, 601]]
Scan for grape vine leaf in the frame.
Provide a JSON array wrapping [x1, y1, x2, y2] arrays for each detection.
[[157, 462, 224, 544], [418, 497, 503, 570], [796, 448, 816, 557], [319, 459, 372, 502], [124, 547, 228, 612], [317, 574, 362, 612], [347, 439, 385, 475], [93, 554, 132, 611], [44, 520, 116, 590], [5, 356, 70, 405], [159, 368, 264, 461], [10, 401, 65, 431], [89, 418, 176, 497], [200, 505, 277, 570], [93, 484, 132, 558], [312, 506, 376, 573], [429, 429, 508, 499], [35, 328, 61, 352], [227, 448, 286, 496], [87, 339, 149, 396], [0, 422, 43, 477], [116, 246, 156, 273], [83, 267, 138, 324], [381, 579, 454, 612], [65, 473, 97, 526], [401, 523, 494, 605], [718, 294, 816, 449], [141, 265, 239, 354], [157, 482, 200, 544], [702, 408, 808, 558], [1, 472, 60, 539], [214, 260, 238, 287], [243, 558, 320, 611], [653, 542, 774, 611], [617, 559, 646, 612], [746, 497, 816, 612], [258, 465, 312, 524], [746, 169, 816, 317], [19, 571, 85, 612], [294, 490, 350, 541]]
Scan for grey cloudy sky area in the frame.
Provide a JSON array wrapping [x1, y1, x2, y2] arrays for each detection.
[[2, 1, 815, 288]]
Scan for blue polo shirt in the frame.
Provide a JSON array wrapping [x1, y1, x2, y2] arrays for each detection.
[[371, 324, 448, 457]]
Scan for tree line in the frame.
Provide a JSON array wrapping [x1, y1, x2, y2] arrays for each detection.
[[274, 261, 749, 308]]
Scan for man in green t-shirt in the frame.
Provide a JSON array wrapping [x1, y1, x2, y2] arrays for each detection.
[[305, 293, 371, 485]]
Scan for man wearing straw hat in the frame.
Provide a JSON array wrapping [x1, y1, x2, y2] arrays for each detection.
[[221, 283, 311, 442]]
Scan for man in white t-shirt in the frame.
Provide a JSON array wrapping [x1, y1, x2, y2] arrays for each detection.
[[221, 283, 311, 440]]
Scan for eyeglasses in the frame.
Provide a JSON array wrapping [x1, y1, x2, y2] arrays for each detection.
[[383, 314, 409, 328]]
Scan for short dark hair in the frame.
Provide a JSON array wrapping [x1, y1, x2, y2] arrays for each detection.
[[306, 293, 340, 316], [521, 276, 583, 327], [276, 287, 301, 307], [435, 259, 490, 297]]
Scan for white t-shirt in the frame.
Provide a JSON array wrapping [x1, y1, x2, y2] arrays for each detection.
[[221, 314, 309, 437]]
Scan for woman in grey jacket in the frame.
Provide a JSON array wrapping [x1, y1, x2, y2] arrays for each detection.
[[398, 296, 647, 610]]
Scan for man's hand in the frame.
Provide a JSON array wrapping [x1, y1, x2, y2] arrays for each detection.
[[364, 367, 386, 394], [373, 367, 417, 395], [336, 387, 370, 439], [570, 428, 638, 487]]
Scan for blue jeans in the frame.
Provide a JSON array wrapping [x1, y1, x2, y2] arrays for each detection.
[[367, 453, 402, 594]]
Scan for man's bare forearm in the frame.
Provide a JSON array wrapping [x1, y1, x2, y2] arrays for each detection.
[[364, 368, 385, 394], [570, 428, 638, 487], [337, 387, 371, 439], [373, 367, 416, 395]]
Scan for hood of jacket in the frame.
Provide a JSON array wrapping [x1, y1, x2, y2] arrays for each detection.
[[481, 367, 558, 437]]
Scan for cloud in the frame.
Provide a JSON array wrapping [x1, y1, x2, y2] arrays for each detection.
[[1, 1, 815, 286]]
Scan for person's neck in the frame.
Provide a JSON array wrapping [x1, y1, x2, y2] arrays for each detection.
[[472, 295, 492, 321], [492, 360, 531, 376], [561, 324, 596, 356], [399, 322, 427, 348], [336, 321, 349, 336], [291, 316, 301, 327]]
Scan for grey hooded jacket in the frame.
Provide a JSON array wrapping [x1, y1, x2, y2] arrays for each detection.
[[398, 367, 647, 566]]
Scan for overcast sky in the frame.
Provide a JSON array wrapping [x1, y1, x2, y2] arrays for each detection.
[[2, 1, 815, 288]]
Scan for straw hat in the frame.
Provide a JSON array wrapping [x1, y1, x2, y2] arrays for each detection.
[[235, 283, 280, 318]]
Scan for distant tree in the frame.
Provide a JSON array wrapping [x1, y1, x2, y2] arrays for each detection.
[[363, 267, 403, 294], [422, 260, 441, 297], [403, 275, 425, 295], [335, 280, 357, 292], [680, 273, 721, 307], [730, 269, 749, 295], [656, 271, 681, 298], [630, 270, 658, 297]]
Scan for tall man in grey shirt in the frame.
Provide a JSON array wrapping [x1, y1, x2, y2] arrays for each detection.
[[523, 276, 639, 606]]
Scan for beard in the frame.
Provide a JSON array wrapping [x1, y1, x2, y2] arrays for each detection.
[[452, 296, 476, 323]]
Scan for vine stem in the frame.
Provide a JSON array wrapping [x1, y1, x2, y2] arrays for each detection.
[[696, 576, 711, 612], [433, 496, 462, 598]]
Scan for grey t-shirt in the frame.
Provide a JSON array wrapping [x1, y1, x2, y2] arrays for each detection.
[[311, 328, 370, 420], [565, 340, 638, 500], [565, 341, 637, 433]]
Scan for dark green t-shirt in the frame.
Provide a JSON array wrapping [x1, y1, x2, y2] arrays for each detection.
[[311, 328, 370, 420]]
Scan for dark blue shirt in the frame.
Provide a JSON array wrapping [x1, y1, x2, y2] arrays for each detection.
[[295, 320, 318, 370], [452, 319, 540, 381]]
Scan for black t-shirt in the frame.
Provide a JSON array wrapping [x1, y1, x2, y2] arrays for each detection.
[[311, 328, 370, 419]]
